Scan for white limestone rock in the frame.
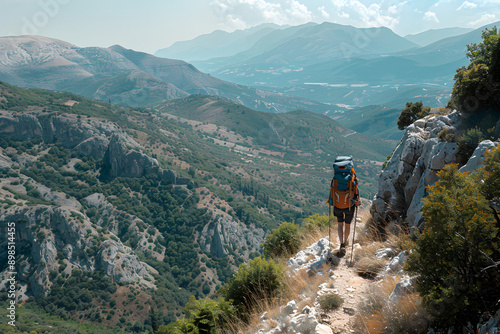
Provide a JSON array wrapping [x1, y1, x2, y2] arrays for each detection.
[[459, 140, 498, 173], [287, 237, 330, 271], [289, 311, 319, 334], [315, 324, 333, 334], [371, 111, 463, 228], [389, 277, 417, 301]]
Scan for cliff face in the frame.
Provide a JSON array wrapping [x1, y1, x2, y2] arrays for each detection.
[[1, 205, 154, 298], [371, 110, 499, 229], [0, 111, 116, 158], [0, 111, 189, 182], [198, 216, 265, 259]]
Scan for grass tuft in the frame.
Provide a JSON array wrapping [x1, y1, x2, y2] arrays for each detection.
[[318, 294, 344, 311]]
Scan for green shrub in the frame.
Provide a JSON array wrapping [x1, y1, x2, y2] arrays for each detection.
[[301, 214, 329, 233], [456, 127, 485, 164], [397, 101, 430, 130], [222, 257, 284, 316], [161, 297, 236, 334], [438, 127, 456, 142], [263, 221, 300, 259], [318, 294, 344, 311], [481, 145, 500, 200], [406, 163, 500, 330], [450, 27, 500, 114]]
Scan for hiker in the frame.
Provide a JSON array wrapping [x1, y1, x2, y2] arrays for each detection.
[[327, 156, 361, 257]]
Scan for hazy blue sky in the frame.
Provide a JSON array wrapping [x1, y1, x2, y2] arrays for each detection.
[[1, 0, 499, 54]]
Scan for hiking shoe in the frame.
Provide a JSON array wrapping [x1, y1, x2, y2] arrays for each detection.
[[337, 243, 346, 257]]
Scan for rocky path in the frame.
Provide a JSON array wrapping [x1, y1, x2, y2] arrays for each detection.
[[320, 249, 370, 333]]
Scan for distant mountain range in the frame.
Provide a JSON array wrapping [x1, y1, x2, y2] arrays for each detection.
[[157, 21, 498, 112], [0, 35, 329, 113], [155, 23, 288, 61], [404, 27, 474, 47]]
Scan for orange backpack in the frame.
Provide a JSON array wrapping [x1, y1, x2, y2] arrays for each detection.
[[327, 157, 358, 209]]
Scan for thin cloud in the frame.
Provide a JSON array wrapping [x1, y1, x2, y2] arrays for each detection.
[[424, 11, 439, 23], [457, 1, 477, 10], [468, 13, 496, 27], [388, 1, 407, 15], [209, 0, 313, 29], [330, 0, 400, 29], [318, 6, 330, 19]]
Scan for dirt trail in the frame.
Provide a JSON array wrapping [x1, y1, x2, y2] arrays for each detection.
[[320, 207, 375, 333], [320, 250, 370, 333]]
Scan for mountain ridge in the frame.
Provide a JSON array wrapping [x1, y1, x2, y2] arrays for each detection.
[[0, 35, 330, 114], [404, 27, 474, 46]]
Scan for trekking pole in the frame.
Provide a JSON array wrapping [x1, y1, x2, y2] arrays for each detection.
[[349, 206, 358, 267], [328, 205, 331, 255]]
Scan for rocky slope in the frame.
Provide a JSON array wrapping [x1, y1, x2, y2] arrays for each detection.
[[0, 84, 281, 325], [371, 109, 500, 229]]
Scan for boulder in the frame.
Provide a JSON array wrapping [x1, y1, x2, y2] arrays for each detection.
[[387, 251, 410, 274], [315, 324, 333, 334], [389, 277, 416, 301], [287, 237, 330, 271], [374, 248, 395, 260], [283, 300, 297, 316], [459, 140, 498, 173], [289, 312, 319, 334], [371, 111, 463, 228]]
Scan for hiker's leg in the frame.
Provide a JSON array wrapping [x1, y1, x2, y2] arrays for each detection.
[[337, 221, 344, 245], [343, 223, 351, 244], [343, 209, 355, 244], [334, 207, 345, 245]]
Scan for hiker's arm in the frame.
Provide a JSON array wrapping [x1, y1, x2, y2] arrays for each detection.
[[354, 181, 361, 206]]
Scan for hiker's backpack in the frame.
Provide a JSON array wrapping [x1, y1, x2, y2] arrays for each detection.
[[327, 156, 357, 209]]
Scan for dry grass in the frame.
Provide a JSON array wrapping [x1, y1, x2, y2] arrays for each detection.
[[355, 256, 387, 278], [236, 265, 332, 334], [350, 212, 431, 333], [354, 275, 432, 334], [284, 266, 330, 309]]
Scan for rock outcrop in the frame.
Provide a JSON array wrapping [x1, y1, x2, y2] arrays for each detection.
[[0, 111, 119, 159], [198, 215, 265, 259], [101, 134, 159, 178], [0, 111, 190, 183], [371, 111, 498, 229], [84, 192, 165, 261], [1, 205, 155, 298]]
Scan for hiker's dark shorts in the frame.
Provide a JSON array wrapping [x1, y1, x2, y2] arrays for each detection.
[[334, 207, 355, 224]]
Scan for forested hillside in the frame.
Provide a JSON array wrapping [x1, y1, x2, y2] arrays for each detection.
[[0, 81, 392, 332]]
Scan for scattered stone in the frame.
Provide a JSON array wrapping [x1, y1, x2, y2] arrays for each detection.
[[374, 247, 395, 259], [343, 307, 356, 316], [283, 300, 297, 316], [290, 312, 319, 334], [315, 324, 333, 334], [389, 277, 416, 301]]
